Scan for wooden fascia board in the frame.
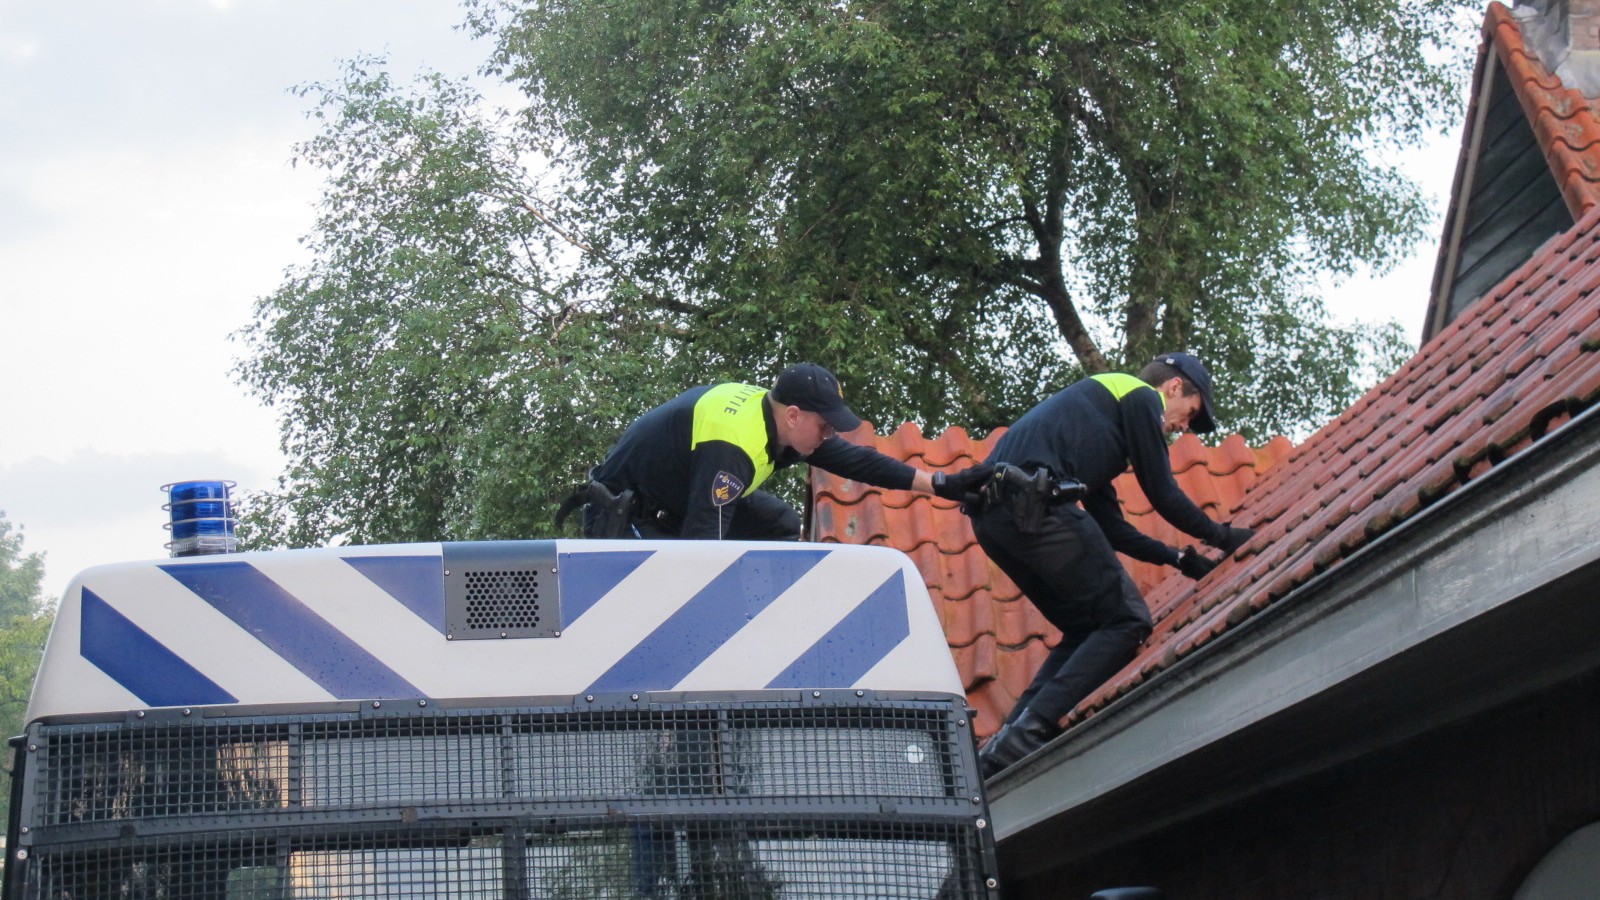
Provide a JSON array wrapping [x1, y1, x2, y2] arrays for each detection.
[[1424, 39, 1500, 344]]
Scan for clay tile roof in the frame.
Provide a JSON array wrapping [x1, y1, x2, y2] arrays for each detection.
[[1095, 204, 1600, 717], [1489, 1, 1600, 217], [809, 425, 1292, 738], [814, 197, 1600, 739]]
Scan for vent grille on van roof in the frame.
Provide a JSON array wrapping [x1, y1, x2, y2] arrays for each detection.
[[443, 540, 561, 639]]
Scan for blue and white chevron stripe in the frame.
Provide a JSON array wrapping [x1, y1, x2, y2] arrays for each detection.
[[27, 541, 963, 721]]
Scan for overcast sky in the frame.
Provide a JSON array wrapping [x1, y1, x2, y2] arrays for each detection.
[[0, 0, 501, 598], [1, 1, 1476, 601]]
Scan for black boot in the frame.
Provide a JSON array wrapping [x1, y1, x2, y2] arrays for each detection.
[[977, 709, 1061, 778], [977, 723, 1014, 780], [976, 703, 1030, 776]]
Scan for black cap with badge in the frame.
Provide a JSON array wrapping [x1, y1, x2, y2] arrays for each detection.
[[1157, 351, 1217, 435], [771, 363, 863, 432]]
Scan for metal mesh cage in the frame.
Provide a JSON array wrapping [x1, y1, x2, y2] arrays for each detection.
[[20, 818, 983, 898], [9, 695, 999, 899]]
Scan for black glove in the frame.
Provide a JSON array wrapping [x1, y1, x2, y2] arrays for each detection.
[[932, 463, 994, 501], [1176, 546, 1217, 580], [1211, 523, 1255, 554]]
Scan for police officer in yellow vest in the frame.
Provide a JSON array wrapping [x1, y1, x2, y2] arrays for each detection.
[[577, 362, 991, 540], [973, 353, 1256, 778]]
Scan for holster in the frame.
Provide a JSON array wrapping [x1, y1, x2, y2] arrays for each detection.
[[1010, 478, 1049, 533], [990, 464, 1088, 534], [555, 480, 636, 538]]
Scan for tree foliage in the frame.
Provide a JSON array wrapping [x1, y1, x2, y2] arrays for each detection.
[[238, 63, 688, 546], [239, 0, 1473, 546], [467, 0, 1466, 431], [0, 511, 54, 825]]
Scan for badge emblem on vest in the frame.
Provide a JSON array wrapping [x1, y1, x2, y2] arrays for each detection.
[[712, 471, 745, 506]]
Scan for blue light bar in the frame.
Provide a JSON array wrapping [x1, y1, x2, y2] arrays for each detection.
[[162, 480, 238, 558]]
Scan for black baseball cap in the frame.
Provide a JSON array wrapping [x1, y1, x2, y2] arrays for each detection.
[[771, 363, 863, 432], [1156, 352, 1217, 434]]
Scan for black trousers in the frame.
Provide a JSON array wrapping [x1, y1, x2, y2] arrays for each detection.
[[971, 499, 1153, 724]]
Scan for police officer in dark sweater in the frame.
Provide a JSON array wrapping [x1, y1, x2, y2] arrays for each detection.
[[974, 353, 1254, 777], [582, 363, 991, 540]]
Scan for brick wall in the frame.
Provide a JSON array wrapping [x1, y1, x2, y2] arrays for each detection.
[[1006, 671, 1600, 899]]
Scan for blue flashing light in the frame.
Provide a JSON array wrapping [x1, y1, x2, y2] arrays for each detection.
[[162, 480, 238, 558]]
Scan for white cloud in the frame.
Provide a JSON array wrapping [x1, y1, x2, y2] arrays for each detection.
[[0, 0, 493, 162], [0, 35, 41, 64], [1, 448, 276, 601], [0, 135, 307, 465], [0, 0, 495, 602], [2, 450, 265, 526]]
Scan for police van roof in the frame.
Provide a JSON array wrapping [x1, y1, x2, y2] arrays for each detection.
[[28, 540, 963, 722]]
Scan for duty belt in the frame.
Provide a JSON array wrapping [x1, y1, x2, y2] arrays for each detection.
[[555, 473, 682, 538], [984, 464, 1087, 533], [990, 464, 1086, 502]]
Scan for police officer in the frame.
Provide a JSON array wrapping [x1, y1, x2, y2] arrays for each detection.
[[973, 352, 1255, 777], [570, 362, 991, 540]]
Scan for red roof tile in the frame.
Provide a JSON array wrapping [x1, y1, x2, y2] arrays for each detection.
[[1076, 204, 1600, 726]]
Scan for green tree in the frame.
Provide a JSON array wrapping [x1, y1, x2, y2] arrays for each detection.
[[465, 0, 1460, 433], [240, 0, 1469, 546], [238, 62, 689, 546], [0, 511, 54, 825]]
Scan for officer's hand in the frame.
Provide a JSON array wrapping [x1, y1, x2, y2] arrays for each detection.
[[1176, 546, 1217, 581], [1211, 523, 1255, 554], [932, 463, 994, 501]]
